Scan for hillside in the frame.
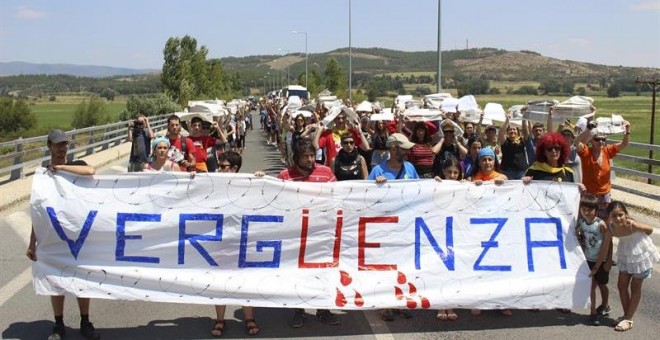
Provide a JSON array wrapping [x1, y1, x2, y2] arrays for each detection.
[[221, 47, 659, 83], [0, 61, 158, 77]]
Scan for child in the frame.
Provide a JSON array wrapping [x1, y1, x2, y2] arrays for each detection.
[[434, 155, 463, 321], [606, 201, 660, 332], [576, 194, 612, 326]]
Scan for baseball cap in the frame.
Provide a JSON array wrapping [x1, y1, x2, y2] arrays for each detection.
[[561, 127, 575, 137], [386, 133, 415, 149], [47, 129, 69, 144]]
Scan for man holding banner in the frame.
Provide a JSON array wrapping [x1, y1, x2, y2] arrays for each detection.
[[27, 130, 100, 340], [278, 140, 340, 327]]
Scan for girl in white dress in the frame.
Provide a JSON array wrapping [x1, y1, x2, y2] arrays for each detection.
[[606, 201, 660, 332]]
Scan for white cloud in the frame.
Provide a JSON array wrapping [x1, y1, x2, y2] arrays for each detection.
[[630, 1, 660, 11], [15, 6, 47, 20]]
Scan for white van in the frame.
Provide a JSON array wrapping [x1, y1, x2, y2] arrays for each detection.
[[281, 85, 309, 101]]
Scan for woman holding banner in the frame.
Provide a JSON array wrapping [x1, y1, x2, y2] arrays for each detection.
[[522, 132, 575, 184]]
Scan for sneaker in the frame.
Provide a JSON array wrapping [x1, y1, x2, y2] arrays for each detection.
[[80, 321, 100, 340], [590, 314, 600, 326], [596, 305, 611, 316], [316, 309, 340, 325], [47, 324, 66, 340], [289, 309, 305, 328]]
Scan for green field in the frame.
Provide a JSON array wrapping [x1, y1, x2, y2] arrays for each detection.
[[31, 100, 126, 130]]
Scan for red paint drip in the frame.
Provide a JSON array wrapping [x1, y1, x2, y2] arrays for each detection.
[[394, 286, 404, 300], [408, 282, 417, 295], [354, 290, 364, 307], [340, 270, 352, 286], [420, 296, 431, 309], [397, 271, 407, 285], [335, 288, 347, 307], [406, 297, 417, 309]]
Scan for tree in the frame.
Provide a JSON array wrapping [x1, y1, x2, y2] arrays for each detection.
[[0, 98, 36, 134], [607, 84, 621, 98], [323, 58, 345, 95], [71, 96, 110, 128], [100, 88, 116, 101], [118, 94, 180, 121]]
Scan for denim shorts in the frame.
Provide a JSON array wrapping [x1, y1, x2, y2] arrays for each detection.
[[622, 268, 652, 280]]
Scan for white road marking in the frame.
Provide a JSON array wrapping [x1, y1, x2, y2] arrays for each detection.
[[0, 209, 33, 308]]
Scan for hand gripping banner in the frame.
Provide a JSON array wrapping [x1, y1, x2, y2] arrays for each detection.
[[30, 169, 590, 310]]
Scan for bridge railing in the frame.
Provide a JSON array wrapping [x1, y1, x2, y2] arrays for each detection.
[[0, 114, 170, 181]]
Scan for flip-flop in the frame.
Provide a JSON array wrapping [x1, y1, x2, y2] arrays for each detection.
[[244, 319, 260, 336], [436, 310, 448, 321], [615, 319, 633, 332]]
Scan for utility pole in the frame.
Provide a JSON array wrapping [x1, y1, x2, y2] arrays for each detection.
[[436, 0, 442, 92], [635, 78, 658, 184], [349, 0, 352, 102]]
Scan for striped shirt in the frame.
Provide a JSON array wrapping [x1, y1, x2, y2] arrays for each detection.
[[277, 164, 337, 182]]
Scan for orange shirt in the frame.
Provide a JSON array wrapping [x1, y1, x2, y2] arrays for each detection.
[[472, 170, 504, 182], [578, 144, 618, 195]]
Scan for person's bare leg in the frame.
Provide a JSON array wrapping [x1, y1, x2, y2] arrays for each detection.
[[625, 278, 644, 320]]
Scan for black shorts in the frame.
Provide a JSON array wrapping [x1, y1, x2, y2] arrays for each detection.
[[587, 260, 610, 285]]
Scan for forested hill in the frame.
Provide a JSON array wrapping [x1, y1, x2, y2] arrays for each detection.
[[224, 47, 659, 83]]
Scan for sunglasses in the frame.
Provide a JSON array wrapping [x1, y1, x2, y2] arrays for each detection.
[[443, 130, 454, 134], [342, 140, 355, 145], [593, 137, 607, 142], [218, 164, 231, 170], [545, 145, 561, 152]]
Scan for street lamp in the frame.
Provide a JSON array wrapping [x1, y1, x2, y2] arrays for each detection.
[[349, 0, 352, 101], [292, 30, 308, 88], [437, 0, 442, 92]]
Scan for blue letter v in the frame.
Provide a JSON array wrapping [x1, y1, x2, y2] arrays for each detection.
[[46, 207, 97, 260]]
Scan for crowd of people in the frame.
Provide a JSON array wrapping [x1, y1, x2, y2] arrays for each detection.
[[26, 92, 659, 338]]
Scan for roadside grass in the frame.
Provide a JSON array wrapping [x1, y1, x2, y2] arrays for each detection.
[[31, 99, 126, 130]]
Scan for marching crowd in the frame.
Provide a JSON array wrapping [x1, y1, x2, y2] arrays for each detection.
[[26, 93, 659, 339]]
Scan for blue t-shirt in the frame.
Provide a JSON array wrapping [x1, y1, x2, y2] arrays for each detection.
[[368, 161, 419, 180]]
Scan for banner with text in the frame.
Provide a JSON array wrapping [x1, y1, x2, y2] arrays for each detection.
[[30, 169, 589, 310]]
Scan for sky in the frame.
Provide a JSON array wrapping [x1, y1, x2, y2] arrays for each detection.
[[1, 0, 659, 69]]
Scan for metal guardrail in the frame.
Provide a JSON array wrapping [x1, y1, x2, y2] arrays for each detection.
[[607, 139, 660, 183], [0, 114, 170, 181]]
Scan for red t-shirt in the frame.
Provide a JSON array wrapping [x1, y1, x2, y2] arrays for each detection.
[[318, 129, 362, 167], [277, 164, 337, 182], [168, 135, 197, 172]]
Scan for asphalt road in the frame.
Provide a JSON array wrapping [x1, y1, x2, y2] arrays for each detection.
[[1, 123, 659, 339]]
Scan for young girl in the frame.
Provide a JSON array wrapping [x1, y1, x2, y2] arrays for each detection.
[[434, 155, 463, 321], [606, 201, 660, 332]]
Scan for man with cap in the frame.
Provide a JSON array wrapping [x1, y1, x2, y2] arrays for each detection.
[[27, 130, 100, 340], [368, 133, 419, 183]]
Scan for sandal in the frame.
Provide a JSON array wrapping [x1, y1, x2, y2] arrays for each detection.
[[210, 319, 225, 338], [614, 319, 633, 332], [244, 319, 260, 336], [470, 309, 482, 316], [436, 310, 448, 321], [447, 310, 459, 321], [499, 309, 512, 316]]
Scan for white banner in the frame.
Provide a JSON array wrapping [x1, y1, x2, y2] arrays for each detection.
[[30, 169, 589, 310]]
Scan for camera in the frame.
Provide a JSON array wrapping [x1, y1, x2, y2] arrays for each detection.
[[134, 119, 144, 127]]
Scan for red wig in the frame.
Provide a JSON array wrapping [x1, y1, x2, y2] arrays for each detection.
[[535, 132, 570, 166]]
